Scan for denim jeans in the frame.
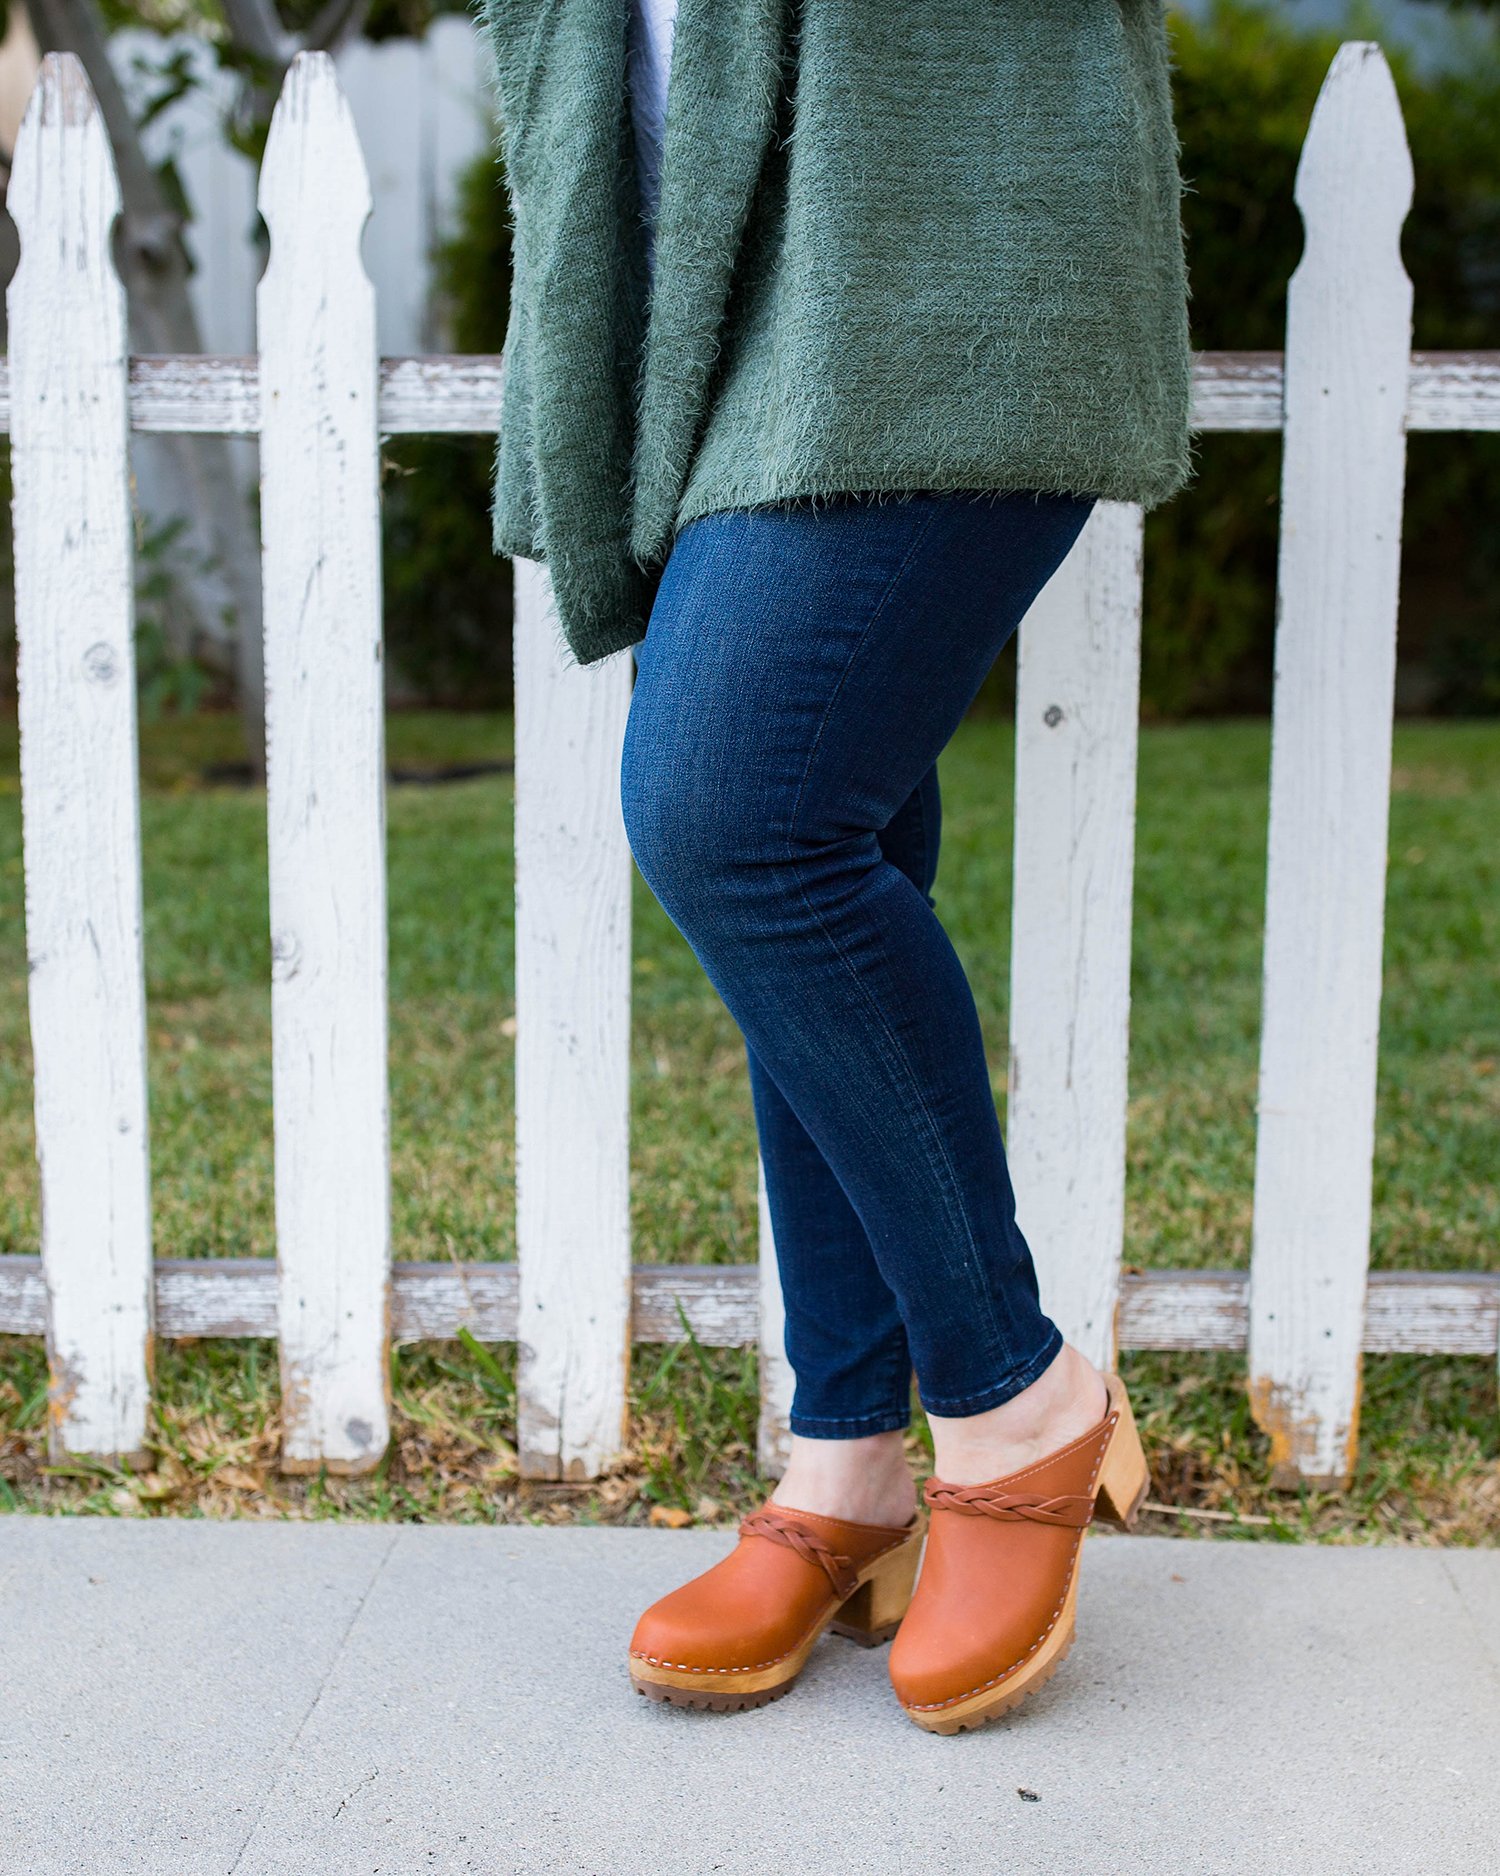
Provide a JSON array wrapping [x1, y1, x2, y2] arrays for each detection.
[[620, 489, 1095, 1437]]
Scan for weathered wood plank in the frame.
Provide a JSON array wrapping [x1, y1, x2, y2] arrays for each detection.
[[377, 356, 507, 433], [1009, 502, 1144, 1370], [1406, 352, 1500, 431], [1191, 352, 1286, 431], [1248, 44, 1414, 1487], [157, 1260, 278, 1337], [259, 53, 392, 1476], [391, 1263, 518, 1342], [0, 355, 507, 437], [630, 1265, 754, 1348], [123, 355, 262, 435], [0, 350, 1491, 439], [1188, 351, 1500, 432], [512, 558, 635, 1480], [96, 347, 1482, 439], [1359, 1271, 1500, 1357], [4, 1257, 1495, 1357], [1118, 1269, 1247, 1352], [7, 56, 155, 1465], [0, 1257, 52, 1341]]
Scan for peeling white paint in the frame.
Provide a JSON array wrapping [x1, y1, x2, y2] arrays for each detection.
[[1248, 44, 1415, 1486], [9, 56, 154, 1464], [512, 561, 633, 1481], [1009, 503, 1144, 1374], [259, 54, 391, 1474]]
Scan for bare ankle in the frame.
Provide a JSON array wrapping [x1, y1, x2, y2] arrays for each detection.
[[926, 1344, 1109, 1487], [771, 1430, 917, 1528]]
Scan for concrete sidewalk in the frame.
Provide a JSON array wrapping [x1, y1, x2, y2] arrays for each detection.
[[1, 1520, 1496, 1875]]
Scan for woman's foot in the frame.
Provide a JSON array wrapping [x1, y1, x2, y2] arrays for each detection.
[[889, 1359, 1148, 1734], [630, 1429, 921, 1711], [629, 1499, 923, 1710]]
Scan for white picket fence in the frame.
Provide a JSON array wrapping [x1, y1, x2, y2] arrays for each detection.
[[2, 45, 1497, 1489]]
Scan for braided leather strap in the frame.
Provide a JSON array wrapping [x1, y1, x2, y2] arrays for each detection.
[[739, 1508, 859, 1599], [923, 1478, 1096, 1528]]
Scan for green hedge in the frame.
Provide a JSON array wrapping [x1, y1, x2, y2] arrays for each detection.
[[1140, 0, 1500, 718], [380, 147, 515, 706], [392, 0, 1500, 714]]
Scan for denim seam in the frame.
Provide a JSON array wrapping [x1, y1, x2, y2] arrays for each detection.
[[790, 1408, 911, 1438], [916, 767, 940, 908], [781, 500, 1011, 1374], [883, 1336, 914, 1414], [917, 1320, 1064, 1419], [906, 769, 934, 910]]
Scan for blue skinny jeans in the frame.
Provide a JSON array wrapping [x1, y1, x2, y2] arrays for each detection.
[[621, 489, 1095, 1437]]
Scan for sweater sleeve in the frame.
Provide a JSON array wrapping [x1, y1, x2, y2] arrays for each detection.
[[475, 0, 659, 664], [475, 2, 554, 171]]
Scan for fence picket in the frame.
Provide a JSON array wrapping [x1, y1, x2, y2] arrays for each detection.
[[1008, 504, 1145, 1371], [7, 57, 155, 1464], [756, 1158, 794, 1476], [1248, 44, 1414, 1486], [258, 54, 392, 1474], [512, 561, 634, 1480]]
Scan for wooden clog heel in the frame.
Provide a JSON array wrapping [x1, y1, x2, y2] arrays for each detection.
[[1093, 1373, 1150, 1528], [828, 1529, 924, 1646]]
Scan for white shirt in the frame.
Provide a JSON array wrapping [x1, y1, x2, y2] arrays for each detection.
[[627, 0, 678, 279]]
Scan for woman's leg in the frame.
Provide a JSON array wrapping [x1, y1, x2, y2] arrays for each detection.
[[744, 773, 937, 1432], [742, 774, 936, 1523], [626, 644, 925, 1485], [621, 489, 1098, 1483]]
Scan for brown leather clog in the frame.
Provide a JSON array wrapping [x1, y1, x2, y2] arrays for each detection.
[[630, 1502, 924, 1711], [889, 1373, 1149, 1733]]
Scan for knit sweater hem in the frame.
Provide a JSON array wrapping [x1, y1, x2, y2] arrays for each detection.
[[674, 454, 1195, 540], [502, 528, 659, 667], [558, 458, 1187, 670]]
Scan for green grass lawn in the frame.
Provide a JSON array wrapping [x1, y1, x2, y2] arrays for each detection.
[[0, 710, 1496, 1538]]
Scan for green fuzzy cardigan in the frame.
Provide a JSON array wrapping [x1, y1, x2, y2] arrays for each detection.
[[478, 0, 1194, 667]]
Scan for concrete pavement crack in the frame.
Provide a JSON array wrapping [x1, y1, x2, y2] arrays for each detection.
[[226, 1528, 400, 1874], [1439, 1552, 1500, 1692]]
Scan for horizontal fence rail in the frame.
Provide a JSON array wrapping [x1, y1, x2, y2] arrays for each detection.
[[1, 1261, 1496, 1356], [1, 349, 1498, 439], [2, 46, 1495, 1486]]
